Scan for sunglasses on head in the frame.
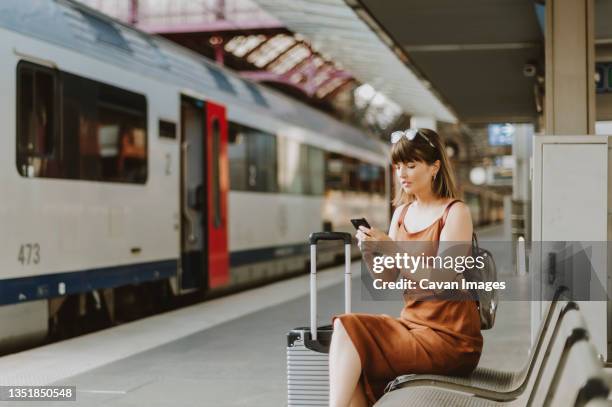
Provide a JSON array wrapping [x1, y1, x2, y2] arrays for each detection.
[[390, 128, 436, 149]]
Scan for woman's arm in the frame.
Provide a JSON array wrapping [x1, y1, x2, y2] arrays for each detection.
[[416, 201, 473, 284], [439, 201, 473, 242], [356, 205, 405, 282], [388, 204, 405, 240], [358, 204, 438, 284]]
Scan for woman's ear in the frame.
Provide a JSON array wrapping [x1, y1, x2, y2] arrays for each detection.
[[432, 160, 441, 174]]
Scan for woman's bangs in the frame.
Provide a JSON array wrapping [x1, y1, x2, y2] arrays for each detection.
[[391, 138, 425, 164]]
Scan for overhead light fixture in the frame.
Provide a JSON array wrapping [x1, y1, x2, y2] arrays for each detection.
[[470, 167, 487, 185]]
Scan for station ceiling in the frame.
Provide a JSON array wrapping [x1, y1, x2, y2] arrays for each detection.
[[355, 0, 543, 125], [109, 0, 612, 127]]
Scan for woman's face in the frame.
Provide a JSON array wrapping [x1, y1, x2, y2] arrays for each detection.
[[394, 160, 438, 194]]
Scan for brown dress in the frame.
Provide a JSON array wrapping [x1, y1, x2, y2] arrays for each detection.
[[333, 199, 483, 405]]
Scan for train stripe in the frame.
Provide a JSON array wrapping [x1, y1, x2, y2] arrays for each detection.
[[230, 243, 309, 267], [229, 242, 344, 267], [0, 260, 177, 306], [0, 243, 343, 306]]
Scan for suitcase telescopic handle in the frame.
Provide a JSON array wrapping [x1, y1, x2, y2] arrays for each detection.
[[309, 232, 352, 245], [308, 232, 352, 341]]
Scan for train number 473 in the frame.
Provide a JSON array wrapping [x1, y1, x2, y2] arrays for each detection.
[[18, 243, 40, 265]]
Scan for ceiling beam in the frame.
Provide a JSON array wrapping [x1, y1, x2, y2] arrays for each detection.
[[403, 42, 541, 53]]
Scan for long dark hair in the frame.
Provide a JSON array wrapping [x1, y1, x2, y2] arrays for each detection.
[[391, 128, 458, 207]]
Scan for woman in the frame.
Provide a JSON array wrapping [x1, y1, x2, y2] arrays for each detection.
[[329, 128, 482, 407]]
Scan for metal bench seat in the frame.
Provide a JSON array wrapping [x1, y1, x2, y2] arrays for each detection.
[[540, 339, 609, 407], [375, 306, 608, 407], [384, 288, 570, 401]]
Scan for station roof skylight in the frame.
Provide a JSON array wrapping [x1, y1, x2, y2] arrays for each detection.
[[225, 33, 355, 99], [77, 0, 407, 133], [252, 0, 457, 123]]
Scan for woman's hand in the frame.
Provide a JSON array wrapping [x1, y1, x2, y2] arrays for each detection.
[[355, 226, 392, 250], [356, 226, 398, 281]]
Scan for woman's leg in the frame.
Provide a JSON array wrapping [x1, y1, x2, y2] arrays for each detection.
[[329, 318, 366, 407]]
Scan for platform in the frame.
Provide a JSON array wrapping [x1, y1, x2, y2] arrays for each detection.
[[0, 225, 530, 406]]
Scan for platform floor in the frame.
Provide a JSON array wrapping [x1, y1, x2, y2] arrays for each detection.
[[0, 225, 530, 406]]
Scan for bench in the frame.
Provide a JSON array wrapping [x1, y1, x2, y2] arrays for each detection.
[[374, 304, 610, 406], [384, 288, 570, 401]]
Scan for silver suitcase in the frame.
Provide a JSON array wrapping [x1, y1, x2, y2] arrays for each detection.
[[287, 232, 352, 406]]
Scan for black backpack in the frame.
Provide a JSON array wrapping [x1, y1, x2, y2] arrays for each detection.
[[464, 233, 498, 330]]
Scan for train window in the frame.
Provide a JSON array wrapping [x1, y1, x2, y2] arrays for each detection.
[[62, 73, 96, 180], [96, 91, 147, 183], [16, 63, 57, 177], [374, 165, 386, 195], [358, 163, 374, 193], [247, 130, 277, 192], [80, 81, 146, 183], [306, 146, 325, 195], [228, 123, 248, 190], [228, 121, 277, 192], [159, 120, 177, 139], [242, 80, 268, 107], [276, 140, 324, 196], [277, 137, 306, 194], [345, 157, 360, 192], [357, 163, 385, 195], [324, 153, 380, 194], [80, 11, 131, 53], [16, 62, 147, 183], [325, 152, 346, 191], [206, 65, 236, 95], [211, 119, 222, 228]]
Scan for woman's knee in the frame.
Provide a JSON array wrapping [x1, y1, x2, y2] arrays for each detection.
[[333, 318, 352, 342], [333, 317, 360, 358], [331, 318, 351, 349], [333, 317, 344, 331]]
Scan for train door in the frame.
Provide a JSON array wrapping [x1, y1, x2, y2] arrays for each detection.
[[205, 101, 229, 289], [179, 96, 229, 292]]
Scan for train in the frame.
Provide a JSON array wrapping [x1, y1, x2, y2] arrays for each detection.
[[0, 0, 390, 350]]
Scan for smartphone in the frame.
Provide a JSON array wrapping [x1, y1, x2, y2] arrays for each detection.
[[350, 218, 371, 230]]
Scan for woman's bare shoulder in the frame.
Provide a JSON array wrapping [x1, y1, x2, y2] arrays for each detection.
[[389, 204, 404, 228], [389, 203, 409, 237], [444, 200, 471, 222], [444, 201, 473, 240], [447, 200, 470, 216], [446, 201, 472, 226], [392, 203, 409, 218]]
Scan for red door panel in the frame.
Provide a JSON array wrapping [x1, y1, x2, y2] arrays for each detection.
[[205, 101, 229, 288]]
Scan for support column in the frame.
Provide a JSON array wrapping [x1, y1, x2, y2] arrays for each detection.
[[535, 0, 607, 359], [544, 0, 595, 134], [128, 0, 138, 25], [512, 124, 533, 242]]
